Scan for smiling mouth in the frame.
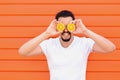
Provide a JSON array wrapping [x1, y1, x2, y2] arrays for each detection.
[[61, 31, 71, 42], [61, 31, 71, 35]]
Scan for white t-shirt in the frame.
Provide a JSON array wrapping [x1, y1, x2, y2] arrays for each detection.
[[39, 36, 95, 80]]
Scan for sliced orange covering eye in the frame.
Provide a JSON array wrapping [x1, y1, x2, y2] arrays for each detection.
[[57, 23, 65, 32], [67, 23, 75, 32]]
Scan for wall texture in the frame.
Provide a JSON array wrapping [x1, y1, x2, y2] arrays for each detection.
[[0, 0, 120, 80]]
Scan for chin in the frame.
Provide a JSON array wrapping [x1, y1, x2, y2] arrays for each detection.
[[60, 31, 72, 42], [61, 36, 71, 42]]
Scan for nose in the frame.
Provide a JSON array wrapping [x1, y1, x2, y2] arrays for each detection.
[[64, 27, 68, 32]]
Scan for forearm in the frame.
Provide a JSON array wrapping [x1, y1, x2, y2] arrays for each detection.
[[83, 29, 116, 52], [19, 32, 50, 55]]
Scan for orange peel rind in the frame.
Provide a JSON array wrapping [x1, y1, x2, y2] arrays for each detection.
[[67, 23, 75, 32]]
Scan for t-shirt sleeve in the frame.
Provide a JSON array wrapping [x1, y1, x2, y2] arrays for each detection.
[[39, 40, 48, 55], [85, 38, 95, 53]]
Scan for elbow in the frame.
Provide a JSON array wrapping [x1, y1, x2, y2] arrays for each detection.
[[18, 48, 24, 55], [110, 44, 116, 52], [18, 48, 27, 56], [105, 44, 116, 53]]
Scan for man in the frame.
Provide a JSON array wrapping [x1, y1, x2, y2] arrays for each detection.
[[19, 10, 116, 80]]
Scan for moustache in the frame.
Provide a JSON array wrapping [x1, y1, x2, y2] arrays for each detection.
[[61, 31, 71, 35]]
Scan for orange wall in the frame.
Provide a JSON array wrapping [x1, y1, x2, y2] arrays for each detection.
[[0, 0, 120, 80]]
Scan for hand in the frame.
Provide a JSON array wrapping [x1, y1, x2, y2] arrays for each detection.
[[45, 20, 60, 36], [72, 19, 88, 34]]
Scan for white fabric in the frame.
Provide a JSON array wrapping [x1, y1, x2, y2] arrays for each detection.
[[39, 36, 95, 80]]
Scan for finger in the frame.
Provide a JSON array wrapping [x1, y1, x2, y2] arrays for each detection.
[[70, 20, 75, 24], [52, 19, 57, 24], [74, 19, 78, 21], [78, 19, 83, 24], [75, 19, 79, 21], [74, 19, 77, 24], [56, 31, 61, 34], [53, 31, 61, 36], [49, 20, 56, 26], [51, 19, 56, 24], [72, 31, 78, 34], [56, 21, 62, 25]]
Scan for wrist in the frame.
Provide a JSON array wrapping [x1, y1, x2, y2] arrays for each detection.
[[82, 28, 90, 35], [43, 31, 52, 38], [78, 23, 88, 34]]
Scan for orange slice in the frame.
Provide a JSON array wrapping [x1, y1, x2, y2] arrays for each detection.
[[57, 23, 65, 32], [67, 23, 75, 32]]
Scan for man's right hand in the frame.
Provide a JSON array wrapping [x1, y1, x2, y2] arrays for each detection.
[[45, 20, 60, 36]]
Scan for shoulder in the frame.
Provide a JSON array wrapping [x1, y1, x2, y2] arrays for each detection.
[[42, 37, 59, 45], [39, 37, 59, 50], [47, 37, 59, 42], [74, 36, 87, 41], [74, 36, 94, 43]]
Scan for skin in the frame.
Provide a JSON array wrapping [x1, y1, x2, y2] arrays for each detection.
[[18, 17, 116, 56]]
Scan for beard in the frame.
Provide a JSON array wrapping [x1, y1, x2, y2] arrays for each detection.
[[61, 31, 71, 42]]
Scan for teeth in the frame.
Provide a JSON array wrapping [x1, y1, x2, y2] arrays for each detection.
[[63, 33, 69, 35]]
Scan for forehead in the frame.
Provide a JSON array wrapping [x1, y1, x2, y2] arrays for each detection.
[[58, 17, 73, 24]]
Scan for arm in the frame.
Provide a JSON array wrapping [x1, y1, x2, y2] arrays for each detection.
[[18, 32, 50, 56], [18, 20, 60, 56], [83, 29, 116, 53], [73, 19, 116, 53]]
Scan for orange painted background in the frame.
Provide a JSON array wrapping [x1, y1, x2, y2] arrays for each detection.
[[0, 0, 120, 80]]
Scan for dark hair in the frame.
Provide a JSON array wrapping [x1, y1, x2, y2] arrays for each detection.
[[55, 10, 75, 20]]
